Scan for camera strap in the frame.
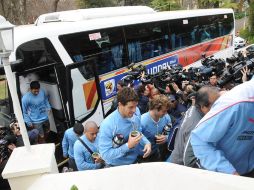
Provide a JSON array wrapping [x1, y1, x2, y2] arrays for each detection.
[[77, 137, 94, 155]]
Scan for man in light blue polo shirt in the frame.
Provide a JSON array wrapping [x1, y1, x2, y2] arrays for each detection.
[[74, 121, 103, 171], [62, 123, 84, 171], [99, 87, 151, 166]]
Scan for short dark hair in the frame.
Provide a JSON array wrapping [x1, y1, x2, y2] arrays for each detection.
[[117, 80, 127, 87], [136, 84, 145, 97], [209, 71, 218, 78], [117, 87, 138, 106], [195, 86, 219, 109], [30, 81, 40, 89], [73, 123, 84, 136]]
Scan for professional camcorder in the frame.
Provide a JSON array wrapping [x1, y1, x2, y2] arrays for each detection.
[[0, 119, 18, 161], [123, 52, 254, 92], [218, 52, 254, 86]]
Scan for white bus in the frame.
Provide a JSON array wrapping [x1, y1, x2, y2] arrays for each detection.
[[3, 6, 234, 133]]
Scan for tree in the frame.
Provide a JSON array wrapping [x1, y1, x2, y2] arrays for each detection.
[[0, 0, 76, 25], [76, 0, 116, 8], [220, 0, 238, 9], [249, 0, 254, 35], [0, 0, 27, 24], [238, 0, 245, 12], [122, 0, 152, 5], [150, 0, 181, 11], [197, 0, 220, 8], [53, 0, 60, 12]]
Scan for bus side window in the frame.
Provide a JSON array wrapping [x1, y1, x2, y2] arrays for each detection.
[[59, 27, 128, 77], [16, 38, 61, 72], [169, 20, 181, 50], [191, 26, 199, 44], [111, 44, 124, 68], [197, 14, 231, 40], [73, 54, 94, 79], [221, 14, 234, 35], [200, 26, 211, 42], [98, 42, 116, 74], [128, 41, 142, 63], [125, 21, 169, 62]]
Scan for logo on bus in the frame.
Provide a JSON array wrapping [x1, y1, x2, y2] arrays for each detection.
[[146, 54, 179, 74], [101, 54, 179, 100], [104, 79, 115, 97]]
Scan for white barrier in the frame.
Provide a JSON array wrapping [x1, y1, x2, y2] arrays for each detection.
[[2, 144, 58, 190], [29, 162, 254, 190]]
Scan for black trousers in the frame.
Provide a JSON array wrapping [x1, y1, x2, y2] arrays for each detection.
[[242, 169, 254, 178], [68, 157, 78, 171]]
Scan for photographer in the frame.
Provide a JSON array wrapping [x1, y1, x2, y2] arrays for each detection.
[[0, 120, 39, 190], [170, 82, 195, 108], [208, 72, 218, 87], [110, 80, 127, 112], [168, 86, 220, 165], [0, 157, 10, 190], [10, 120, 39, 146], [136, 84, 149, 115], [0, 124, 17, 190], [168, 94, 187, 122]]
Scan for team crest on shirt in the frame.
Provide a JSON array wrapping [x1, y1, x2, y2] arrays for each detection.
[[104, 79, 115, 97]]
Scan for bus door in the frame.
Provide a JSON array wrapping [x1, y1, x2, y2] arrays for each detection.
[[15, 62, 70, 140], [66, 58, 105, 127], [14, 38, 71, 141]]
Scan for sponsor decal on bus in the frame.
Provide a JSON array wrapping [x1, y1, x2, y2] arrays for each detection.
[[100, 54, 179, 100], [104, 79, 115, 97], [146, 54, 178, 74]]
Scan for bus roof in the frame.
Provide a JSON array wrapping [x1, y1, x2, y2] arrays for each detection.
[[12, 7, 233, 59], [34, 6, 156, 25]]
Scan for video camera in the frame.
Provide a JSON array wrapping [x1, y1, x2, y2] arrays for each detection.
[[120, 52, 254, 93], [120, 63, 147, 87], [0, 119, 18, 161], [218, 52, 254, 86]]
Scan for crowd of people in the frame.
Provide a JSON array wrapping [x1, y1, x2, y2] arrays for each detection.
[[1, 61, 254, 190], [61, 62, 254, 178]]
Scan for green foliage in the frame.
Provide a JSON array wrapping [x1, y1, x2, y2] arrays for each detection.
[[198, 0, 220, 8], [235, 12, 249, 20], [240, 28, 254, 44], [150, 0, 181, 11], [122, 0, 152, 6], [70, 185, 79, 190], [198, 0, 244, 9], [248, 1, 254, 36], [76, 0, 116, 8], [220, 0, 238, 9]]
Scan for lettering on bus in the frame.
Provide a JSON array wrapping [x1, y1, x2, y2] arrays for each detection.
[[146, 55, 179, 74]]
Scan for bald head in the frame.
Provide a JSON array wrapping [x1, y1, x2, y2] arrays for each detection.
[[84, 121, 99, 142], [84, 121, 98, 132]]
